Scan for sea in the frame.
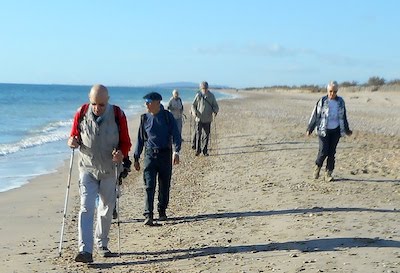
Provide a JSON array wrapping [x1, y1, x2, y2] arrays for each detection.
[[0, 83, 231, 193]]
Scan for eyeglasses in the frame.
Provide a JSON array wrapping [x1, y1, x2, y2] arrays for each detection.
[[91, 102, 106, 107]]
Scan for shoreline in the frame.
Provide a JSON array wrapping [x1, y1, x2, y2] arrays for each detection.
[[0, 89, 233, 195]]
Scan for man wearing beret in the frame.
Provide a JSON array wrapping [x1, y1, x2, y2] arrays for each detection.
[[133, 92, 182, 225]]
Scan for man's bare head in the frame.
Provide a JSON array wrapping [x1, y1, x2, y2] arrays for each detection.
[[89, 84, 109, 116]]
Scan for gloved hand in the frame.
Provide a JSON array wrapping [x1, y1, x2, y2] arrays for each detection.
[[118, 157, 132, 183]]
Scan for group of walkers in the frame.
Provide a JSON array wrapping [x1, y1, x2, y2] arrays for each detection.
[[64, 81, 219, 263], [63, 80, 351, 264]]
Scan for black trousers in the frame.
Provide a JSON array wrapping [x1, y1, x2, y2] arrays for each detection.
[[195, 121, 211, 154], [315, 127, 341, 171], [143, 148, 172, 216]]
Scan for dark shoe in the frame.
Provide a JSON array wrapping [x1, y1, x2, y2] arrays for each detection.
[[195, 152, 201, 156], [98, 246, 113, 258], [158, 210, 167, 221], [203, 152, 209, 156], [75, 251, 93, 263], [144, 214, 153, 226], [112, 208, 118, 220]]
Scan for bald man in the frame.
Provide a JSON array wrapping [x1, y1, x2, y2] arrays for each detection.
[[68, 84, 131, 263]]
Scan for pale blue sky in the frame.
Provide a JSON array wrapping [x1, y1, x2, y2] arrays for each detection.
[[0, 0, 399, 88]]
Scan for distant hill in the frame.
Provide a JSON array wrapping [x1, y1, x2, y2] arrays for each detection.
[[150, 82, 230, 89]]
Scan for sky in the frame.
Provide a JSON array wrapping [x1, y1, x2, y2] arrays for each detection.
[[0, 0, 399, 88]]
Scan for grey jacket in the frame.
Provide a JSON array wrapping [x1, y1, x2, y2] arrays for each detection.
[[167, 97, 184, 119], [191, 91, 219, 123], [78, 104, 120, 180]]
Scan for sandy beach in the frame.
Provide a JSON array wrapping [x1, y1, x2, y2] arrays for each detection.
[[2, 88, 400, 273]]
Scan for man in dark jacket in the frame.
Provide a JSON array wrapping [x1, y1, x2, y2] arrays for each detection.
[[133, 92, 182, 225]]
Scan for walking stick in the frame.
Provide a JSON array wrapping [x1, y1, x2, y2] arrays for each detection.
[[214, 116, 218, 155], [209, 123, 212, 151], [189, 113, 192, 144], [58, 148, 75, 257], [115, 163, 121, 257]]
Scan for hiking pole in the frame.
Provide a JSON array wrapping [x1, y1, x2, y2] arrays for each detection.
[[209, 123, 212, 151], [58, 148, 75, 257], [115, 163, 121, 257], [189, 113, 192, 144], [214, 116, 218, 155]]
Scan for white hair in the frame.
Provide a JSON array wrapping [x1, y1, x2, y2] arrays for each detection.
[[172, 89, 178, 95], [327, 81, 338, 91]]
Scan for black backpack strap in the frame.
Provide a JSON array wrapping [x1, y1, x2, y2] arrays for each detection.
[[113, 105, 121, 131], [200, 93, 215, 112], [178, 97, 183, 110], [140, 113, 148, 142]]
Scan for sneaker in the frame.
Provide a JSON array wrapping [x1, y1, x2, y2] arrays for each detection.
[[313, 165, 321, 179], [325, 171, 333, 182], [75, 251, 93, 263], [98, 246, 113, 258], [144, 214, 153, 226], [158, 210, 167, 221], [112, 208, 118, 220]]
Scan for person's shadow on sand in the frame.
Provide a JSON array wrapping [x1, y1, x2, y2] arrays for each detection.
[[88, 237, 400, 269], [120, 206, 400, 225], [162, 206, 400, 224]]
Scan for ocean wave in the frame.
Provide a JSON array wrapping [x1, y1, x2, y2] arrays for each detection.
[[0, 130, 69, 156], [30, 120, 72, 134]]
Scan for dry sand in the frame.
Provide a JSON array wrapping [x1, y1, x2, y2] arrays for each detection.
[[1, 88, 400, 273]]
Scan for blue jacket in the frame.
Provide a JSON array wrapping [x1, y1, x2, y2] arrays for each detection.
[[134, 105, 181, 161]]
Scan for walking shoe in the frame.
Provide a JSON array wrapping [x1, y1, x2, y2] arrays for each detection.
[[195, 152, 201, 156], [74, 251, 93, 263], [313, 165, 321, 179], [112, 208, 118, 220], [325, 171, 333, 182], [158, 210, 167, 221], [144, 214, 153, 226], [98, 246, 113, 258]]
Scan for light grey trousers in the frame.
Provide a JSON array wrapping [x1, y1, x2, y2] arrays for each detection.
[[78, 171, 116, 253]]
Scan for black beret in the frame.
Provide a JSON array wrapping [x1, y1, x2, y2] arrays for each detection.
[[143, 92, 162, 101]]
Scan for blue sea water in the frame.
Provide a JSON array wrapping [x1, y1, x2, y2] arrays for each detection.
[[0, 83, 230, 193]]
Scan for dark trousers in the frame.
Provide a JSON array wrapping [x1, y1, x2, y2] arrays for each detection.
[[316, 127, 341, 171], [192, 123, 197, 149], [195, 121, 211, 154], [143, 149, 172, 216]]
